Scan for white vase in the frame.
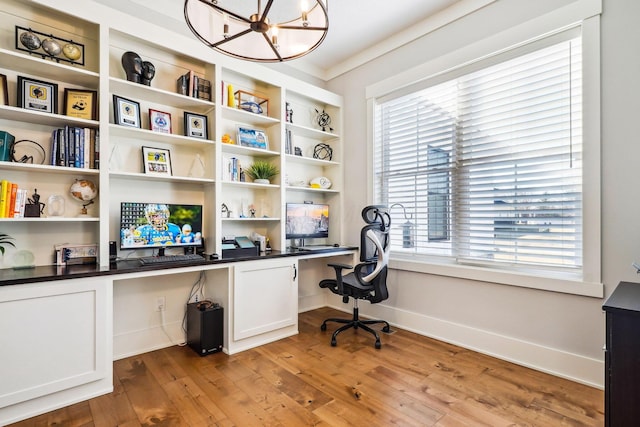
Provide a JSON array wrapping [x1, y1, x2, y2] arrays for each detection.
[[254, 179, 270, 184]]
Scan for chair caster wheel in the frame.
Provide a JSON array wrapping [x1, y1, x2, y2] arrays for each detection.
[[375, 340, 381, 349], [321, 324, 327, 331], [382, 325, 390, 333]]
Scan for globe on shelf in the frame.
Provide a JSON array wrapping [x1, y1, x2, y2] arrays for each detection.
[[70, 179, 98, 217]]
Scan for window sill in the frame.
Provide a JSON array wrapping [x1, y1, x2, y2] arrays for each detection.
[[389, 256, 603, 298]]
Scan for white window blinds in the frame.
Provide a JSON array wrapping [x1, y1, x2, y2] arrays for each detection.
[[374, 34, 582, 271]]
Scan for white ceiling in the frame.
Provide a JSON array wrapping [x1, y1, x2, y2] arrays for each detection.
[[95, 0, 493, 81]]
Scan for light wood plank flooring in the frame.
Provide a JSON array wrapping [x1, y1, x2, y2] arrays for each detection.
[[10, 307, 604, 426]]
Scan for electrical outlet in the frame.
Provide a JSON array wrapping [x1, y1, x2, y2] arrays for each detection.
[[156, 296, 166, 312]]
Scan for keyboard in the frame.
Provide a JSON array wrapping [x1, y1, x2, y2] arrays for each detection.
[[298, 245, 338, 251], [138, 254, 207, 266]]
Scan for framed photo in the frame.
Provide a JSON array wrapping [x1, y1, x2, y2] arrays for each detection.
[[149, 109, 172, 134], [141, 146, 172, 176], [63, 88, 97, 120], [0, 74, 7, 106], [237, 125, 268, 150], [113, 94, 141, 128], [17, 76, 58, 113], [184, 111, 208, 139]]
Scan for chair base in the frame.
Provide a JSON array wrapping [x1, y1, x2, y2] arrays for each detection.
[[321, 307, 390, 349]]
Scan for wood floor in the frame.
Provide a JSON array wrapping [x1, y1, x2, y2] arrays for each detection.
[[10, 307, 604, 426]]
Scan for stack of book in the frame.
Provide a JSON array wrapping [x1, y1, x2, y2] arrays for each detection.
[[223, 157, 244, 182], [0, 180, 29, 218], [177, 70, 212, 101], [50, 126, 99, 169], [285, 129, 294, 154]]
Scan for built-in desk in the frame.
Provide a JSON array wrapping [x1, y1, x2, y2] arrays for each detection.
[[0, 247, 356, 425]]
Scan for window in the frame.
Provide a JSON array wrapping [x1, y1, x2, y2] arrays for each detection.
[[374, 33, 583, 274]]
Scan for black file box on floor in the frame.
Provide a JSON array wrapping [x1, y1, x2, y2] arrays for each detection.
[[187, 302, 223, 356]]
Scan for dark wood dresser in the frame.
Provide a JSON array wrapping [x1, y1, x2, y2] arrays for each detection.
[[602, 281, 640, 426]]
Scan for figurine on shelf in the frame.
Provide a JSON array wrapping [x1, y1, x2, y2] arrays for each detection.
[[141, 61, 156, 86], [221, 203, 231, 218], [249, 204, 256, 218], [121, 51, 143, 83], [285, 102, 293, 123], [24, 189, 45, 218]]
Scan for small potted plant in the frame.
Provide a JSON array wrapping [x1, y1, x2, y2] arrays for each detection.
[[0, 233, 15, 256], [245, 160, 279, 184]]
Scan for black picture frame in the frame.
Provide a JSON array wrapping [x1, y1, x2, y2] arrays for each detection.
[[113, 94, 141, 128], [184, 111, 208, 139], [17, 75, 58, 114], [0, 74, 7, 106], [141, 146, 172, 176]]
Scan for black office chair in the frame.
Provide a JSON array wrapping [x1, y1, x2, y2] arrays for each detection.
[[319, 205, 391, 349]]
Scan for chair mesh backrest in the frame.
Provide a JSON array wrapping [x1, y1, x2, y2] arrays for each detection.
[[360, 206, 390, 263]]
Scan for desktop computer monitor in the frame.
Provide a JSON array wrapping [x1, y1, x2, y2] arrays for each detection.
[[120, 202, 203, 254], [285, 203, 329, 246]]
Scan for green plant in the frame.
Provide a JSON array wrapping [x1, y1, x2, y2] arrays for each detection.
[[245, 160, 279, 181], [0, 233, 15, 256]]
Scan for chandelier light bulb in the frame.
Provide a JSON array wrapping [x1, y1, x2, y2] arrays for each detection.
[[271, 25, 279, 49], [301, 0, 309, 26], [222, 13, 229, 38]]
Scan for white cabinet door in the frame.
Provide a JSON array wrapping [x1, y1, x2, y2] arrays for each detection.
[[0, 277, 112, 415], [233, 258, 298, 341]]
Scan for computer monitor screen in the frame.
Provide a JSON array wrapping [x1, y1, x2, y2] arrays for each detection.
[[120, 202, 203, 250], [285, 203, 329, 239]]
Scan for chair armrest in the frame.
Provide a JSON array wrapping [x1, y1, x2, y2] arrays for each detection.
[[354, 261, 377, 284], [327, 262, 353, 272]]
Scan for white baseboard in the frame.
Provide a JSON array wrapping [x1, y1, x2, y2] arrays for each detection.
[[113, 321, 185, 361], [325, 301, 604, 389]]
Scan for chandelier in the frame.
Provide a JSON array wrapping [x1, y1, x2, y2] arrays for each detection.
[[184, 0, 329, 62]]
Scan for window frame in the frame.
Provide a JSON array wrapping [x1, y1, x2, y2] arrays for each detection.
[[365, 10, 601, 297]]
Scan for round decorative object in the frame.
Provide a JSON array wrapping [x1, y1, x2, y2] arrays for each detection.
[[47, 194, 65, 217], [313, 143, 333, 161], [41, 38, 62, 56], [12, 250, 35, 270], [310, 176, 332, 189], [315, 109, 333, 132], [62, 43, 82, 60], [20, 31, 41, 50], [69, 179, 98, 216]]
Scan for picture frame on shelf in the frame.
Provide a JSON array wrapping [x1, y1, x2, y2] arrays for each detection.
[[17, 75, 58, 114], [149, 109, 172, 133], [237, 125, 268, 150], [63, 88, 97, 120], [113, 94, 141, 128], [0, 74, 7, 105], [141, 146, 172, 176], [184, 111, 208, 139]]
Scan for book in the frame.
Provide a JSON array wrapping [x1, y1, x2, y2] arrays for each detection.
[[0, 180, 9, 218], [177, 73, 189, 96], [192, 75, 199, 98], [8, 183, 17, 217], [94, 129, 100, 169]]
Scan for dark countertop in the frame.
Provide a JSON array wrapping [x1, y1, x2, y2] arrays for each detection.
[[603, 281, 640, 313], [0, 247, 357, 287]]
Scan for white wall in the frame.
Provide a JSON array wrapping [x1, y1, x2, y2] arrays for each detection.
[[324, 0, 638, 388]]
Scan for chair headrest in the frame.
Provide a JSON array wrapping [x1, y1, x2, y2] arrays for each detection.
[[361, 205, 391, 229]]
